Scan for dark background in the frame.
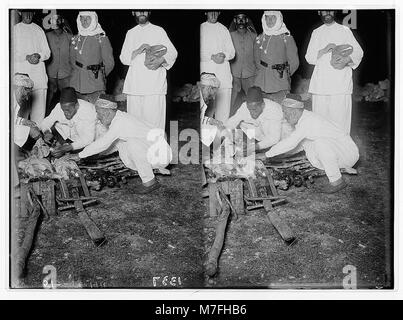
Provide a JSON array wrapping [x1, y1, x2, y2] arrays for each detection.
[[12, 9, 394, 92]]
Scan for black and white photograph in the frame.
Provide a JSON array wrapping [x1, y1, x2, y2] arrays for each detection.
[[5, 1, 397, 295]]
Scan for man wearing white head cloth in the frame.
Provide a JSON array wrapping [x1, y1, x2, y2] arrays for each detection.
[[70, 11, 115, 104], [199, 72, 222, 147], [75, 98, 173, 194], [13, 73, 42, 188], [253, 11, 299, 103], [13, 73, 42, 148], [200, 11, 235, 122], [120, 11, 178, 131], [305, 10, 364, 134], [13, 10, 51, 123], [265, 97, 359, 193]]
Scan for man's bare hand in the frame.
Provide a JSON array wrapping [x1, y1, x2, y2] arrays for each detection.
[[131, 43, 151, 60], [211, 52, 225, 64], [51, 144, 73, 158], [26, 53, 40, 65], [43, 131, 54, 144], [29, 127, 41, 140], [21, 119, 38, 128], [317, 43, 336, 59], [65, 154, 81, 162], [145, 56, 166, 70]]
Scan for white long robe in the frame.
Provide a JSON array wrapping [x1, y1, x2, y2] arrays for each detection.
[[13, 22, 51, 123], [305, 22, 363, 95], [200, 21, 235, 89], [225, 98, 293, 149], [13, 22, 51, 90], [78, 111, 172, 183], [266, 110, 359, 182], [200, 21, 236, 123], [120, 23, 178, 95], [39, 99, 98, 150]]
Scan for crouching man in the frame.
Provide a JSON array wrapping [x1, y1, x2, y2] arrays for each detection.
[[14, 73, 42, 150], [225, 86, 293, 152], [39, 87, 99, 158], [265, 97, 359, 193], [72, 98, 172, 194]]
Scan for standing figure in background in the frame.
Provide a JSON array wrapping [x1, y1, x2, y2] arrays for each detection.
[[120, 11, 178, 131], [200, 11, 235, 122], [305, 10, 364, 134], [70, 11, 115, 104], [254, 11, 299, 104], [229, 13, 257, 117], [45, 14, 73, 115], [13, 10, 51, 123]]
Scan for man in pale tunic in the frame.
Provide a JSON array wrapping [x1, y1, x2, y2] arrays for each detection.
[[265, 97, 359, 193], [200, 11, 235, 122], [72, 99, 172, 194], [225, 86, 293, 151], [13, 10, 51, 123], [39, 87, 99, 158], [305, 10, 364, 134], [120, 11, 178, 131]]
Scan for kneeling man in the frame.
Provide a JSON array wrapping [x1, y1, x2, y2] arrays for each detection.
[[39, 87, 98, 157], [225, 86, 292, 151], [265, 97, 359, 193], [75, 98, 172, 194]]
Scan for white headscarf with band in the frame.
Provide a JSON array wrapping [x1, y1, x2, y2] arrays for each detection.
[[200, 73, 221, 88], [261, 11, 290, 36], [77, 11, 105, 36], [14, 73, 34, 88], [95, 98, 118, 110]]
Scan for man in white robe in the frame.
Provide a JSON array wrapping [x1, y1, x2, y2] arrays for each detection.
[[13, 10, 51, 123], [225, 86, 293, 151], [13, 74, 42, 148], [119, 11, 177, 131], [13, 73, 42, 188], [39, 87, 99, 158], [265, 98, 359, 193], [74, 98, 172, 194], [200, 73, 221, 147], [305, 10, 364, 134], [200, 11, 235, 122]]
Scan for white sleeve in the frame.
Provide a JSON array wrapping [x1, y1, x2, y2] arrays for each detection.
[[258, 119, 282, 149], [305, 29, 320, 65], [161, 29, 178, 70], [200, 25, 213, 62], [71, 116, 96, 150], [39, 104, 62, 132], [78, 123, 119, 158], [346, 29, 364, 69], [225, 104, 248, 129], [38, 28, 51, 62], [265, 126, 306, 157], [13, 26, 28, 63], [14, 125, 30, 147], [222, 28, 235, 61], [119, 31, 134, 66]]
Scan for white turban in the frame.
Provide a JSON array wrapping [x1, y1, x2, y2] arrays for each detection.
[[95, 98, 118, 110], [200, 73, 221, 88], [261, 11, 290, 36], [77, 11, 105, 36], [281, 98, 304, 109], [14, 73, 34, 88]]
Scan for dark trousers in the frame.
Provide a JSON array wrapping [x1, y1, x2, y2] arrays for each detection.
[[230, 76, 255, 117], [46, 77, 71, 116]]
